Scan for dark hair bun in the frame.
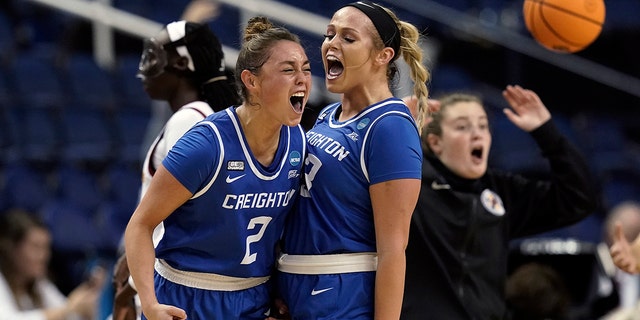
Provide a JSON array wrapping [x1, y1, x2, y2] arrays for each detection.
[[243, 16, 275, 43]]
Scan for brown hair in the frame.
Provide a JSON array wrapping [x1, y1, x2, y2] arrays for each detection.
[[506, 263, 571, 320], [422, 93, 484, 153], [0, 209, 50, 308], [234, 16, 301, 104]]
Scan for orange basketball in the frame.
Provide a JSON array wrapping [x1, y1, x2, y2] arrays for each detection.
[[523, 0, 605, 53]]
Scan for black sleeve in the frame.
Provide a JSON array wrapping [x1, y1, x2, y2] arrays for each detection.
[[500, 119, 598, 238]]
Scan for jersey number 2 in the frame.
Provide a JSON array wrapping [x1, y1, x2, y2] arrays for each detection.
[[240, 216, 273, 265]]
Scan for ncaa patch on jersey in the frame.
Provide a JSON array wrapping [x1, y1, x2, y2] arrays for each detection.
[[357, 118, 370, 130], [227, 160, 245, 171], [289, 151, 301, 167], [480, 189, 505, 216]]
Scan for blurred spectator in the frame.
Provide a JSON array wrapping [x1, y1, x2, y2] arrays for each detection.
[[402, 86, 597, 319], [602, 201, 640, 320], [0, 208, 106, 319], [506, 262, 571, 320], [138, 0, 223, 160]]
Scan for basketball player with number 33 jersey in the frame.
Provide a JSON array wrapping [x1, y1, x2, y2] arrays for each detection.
[[276, 2, 431, 319]]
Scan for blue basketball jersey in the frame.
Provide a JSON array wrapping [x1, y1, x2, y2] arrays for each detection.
[[158, 107, 306, 278], [282, 97, 422, 255]]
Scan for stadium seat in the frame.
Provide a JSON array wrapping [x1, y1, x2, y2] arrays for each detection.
[[99, 163, 142, 249], [573, 114, 632, 177], [3, 162, 52, 213], [55, 163, 104, 211], [148, 0, 190, 24], [63, 54, 118, 110], [41, 198, 108, 252], [113, 106, 151, 165], [207, 4, 242, 47], [104, 163, 140, 216], [0, 106, 17, 162], [59, 105, 115, 164], [0, 71, 16, 161], [551, 113, 581, 148], [0, 11, 14, 61], [0, 67, 12, 106], [9, 51, 67, 108], [604, 0, 640, 31], [489, 109, 549, 174], [6, 105, 61, 163], [430, 64, 476, 96], [600, 172, 640, 211]]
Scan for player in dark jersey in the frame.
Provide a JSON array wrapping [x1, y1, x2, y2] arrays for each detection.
[[401, 86, 596, 319], [110, 20, 240, 320], [276, 1, 430, 319], [124, 16, 311, 320]]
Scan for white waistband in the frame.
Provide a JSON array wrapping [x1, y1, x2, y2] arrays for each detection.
[[154, 259, 269, 291], [277, 253, 378, 274]]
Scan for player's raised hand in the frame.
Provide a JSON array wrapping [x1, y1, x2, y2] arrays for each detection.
[[610, 222, 640, 274], [502, 85, 551, 132]]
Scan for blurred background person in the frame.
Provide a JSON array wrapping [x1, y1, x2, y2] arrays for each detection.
[[0, 208, 106, 319], [138, 0, 224, 159], [506, 262, 571, 320], [602, 201, 640, 320], [402, 86, 597, 319]]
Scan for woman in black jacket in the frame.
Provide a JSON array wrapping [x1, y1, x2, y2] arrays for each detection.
[[401, 85, 597, 319]]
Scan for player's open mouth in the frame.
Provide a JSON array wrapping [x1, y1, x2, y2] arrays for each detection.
[[326, 55, 343, 80], [290, 92, 305, 114], [471, 147, 483, 160]]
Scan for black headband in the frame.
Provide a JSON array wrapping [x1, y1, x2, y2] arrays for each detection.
[[345, 1, 401, 61]]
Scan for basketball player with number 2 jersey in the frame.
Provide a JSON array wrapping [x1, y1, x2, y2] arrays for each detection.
[[124, 16, 312, 320]]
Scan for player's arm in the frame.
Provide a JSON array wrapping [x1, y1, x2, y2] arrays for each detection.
[[370, 178, 420, 320], [366, 112, 421, 319], [124, 164, 191, 319]]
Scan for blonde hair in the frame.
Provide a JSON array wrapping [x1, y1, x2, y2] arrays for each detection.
[[374, 5, 430, 129]]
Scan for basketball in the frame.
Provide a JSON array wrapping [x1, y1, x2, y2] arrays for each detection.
[[523, 0, 606, 53]]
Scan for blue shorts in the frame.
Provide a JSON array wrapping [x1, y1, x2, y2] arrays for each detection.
[[141, 272, 272, 320], [276, 271, 375, 320]]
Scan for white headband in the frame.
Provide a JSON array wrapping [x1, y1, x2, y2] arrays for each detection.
[[166, 21, 195, 72]]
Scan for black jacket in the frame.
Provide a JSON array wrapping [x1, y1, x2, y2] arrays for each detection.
[[401, 120, 597, 320]]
